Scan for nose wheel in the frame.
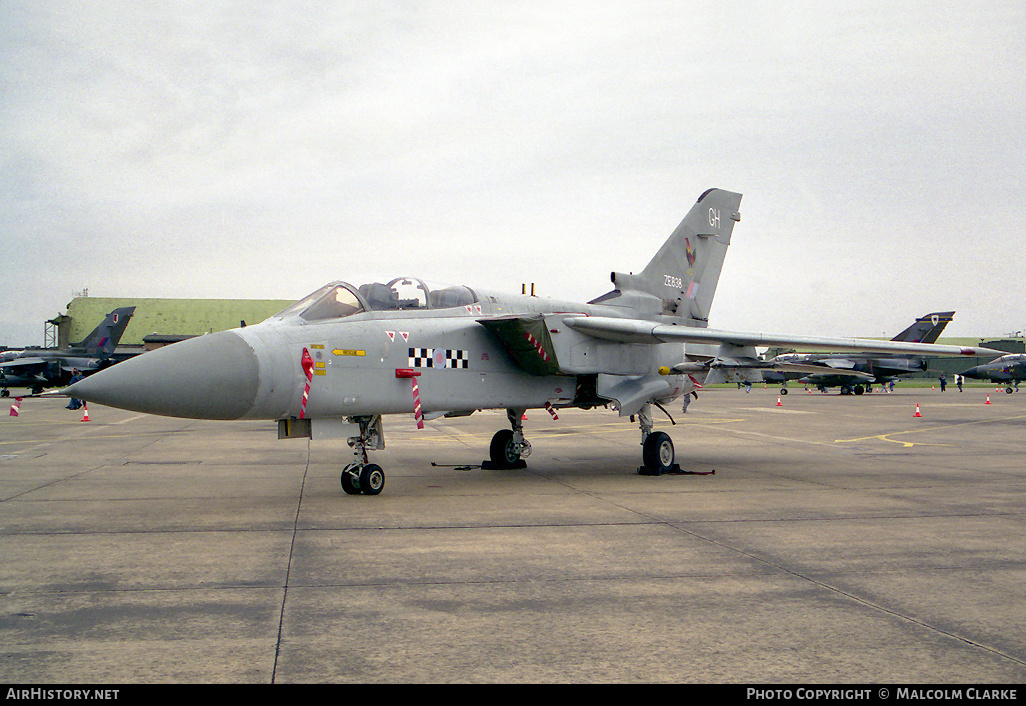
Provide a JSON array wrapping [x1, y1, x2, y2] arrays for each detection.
[[339, 415, 386, 495], [341, 463, 385, 495]]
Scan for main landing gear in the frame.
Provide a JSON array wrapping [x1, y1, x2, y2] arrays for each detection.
[[483, 404, 681, 475], [340, 415, 386, 495], [635, 402, 680, 475], [484, 408, 530, 469]]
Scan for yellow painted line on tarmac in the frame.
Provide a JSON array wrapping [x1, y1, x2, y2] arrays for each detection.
[[835, 414, 1026, 448]]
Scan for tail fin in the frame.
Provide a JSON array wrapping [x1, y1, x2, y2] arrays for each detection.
[[75, 307, 136, 355], [600, 188, 742, 325], [892, 311, 954, 344]]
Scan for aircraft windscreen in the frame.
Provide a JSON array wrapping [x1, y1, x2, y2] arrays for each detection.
[[274, 283, 365, 321]]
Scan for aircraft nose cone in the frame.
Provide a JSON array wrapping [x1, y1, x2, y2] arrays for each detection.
[[65, 331, 259, 419]]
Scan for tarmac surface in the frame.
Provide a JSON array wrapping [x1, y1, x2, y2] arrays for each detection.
[[2, 385, 1025, 684]]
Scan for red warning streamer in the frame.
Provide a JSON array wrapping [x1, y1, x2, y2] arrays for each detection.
[[524, 332, 550, 362], [396, 369, 424, 429], [299, 348, 315, 419]]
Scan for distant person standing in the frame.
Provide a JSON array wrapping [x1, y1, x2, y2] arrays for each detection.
[[66, 369, 84, 410], [956, 373, 963, 392], [939, 373, 947, 392]]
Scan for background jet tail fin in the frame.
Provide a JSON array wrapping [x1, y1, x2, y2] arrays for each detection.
[[892, 311, 955, 344], [604, 189, 742, 325], [76, 307, 136, 355]]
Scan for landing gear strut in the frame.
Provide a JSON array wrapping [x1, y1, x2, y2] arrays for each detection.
[[636, 402, 680, 475], [484, 408, 530, 469], [340, 415, 387, 495]]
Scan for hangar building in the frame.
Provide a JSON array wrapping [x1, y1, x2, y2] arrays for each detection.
[[56, 297, 293, 350]]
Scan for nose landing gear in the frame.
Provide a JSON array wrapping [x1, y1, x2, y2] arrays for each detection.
[[341, 462, 385, 495], [339, 415, 387, 495]]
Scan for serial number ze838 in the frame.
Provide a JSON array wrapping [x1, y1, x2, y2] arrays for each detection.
[[663, 274, 683, 289]]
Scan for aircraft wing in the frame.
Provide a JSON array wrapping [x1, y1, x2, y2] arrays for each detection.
[[742, 361, 873, 378], [674, 359, 875, 380], [562, 316, 1001, 358], [0, 358, 48, 374]]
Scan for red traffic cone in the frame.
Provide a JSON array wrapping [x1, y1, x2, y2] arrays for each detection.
[[985, 395, 992, 405], [913, 403, 922, 417], [9, 397, 22, 417], [776, 396, 783, 406], [81, 402, 90, 422]]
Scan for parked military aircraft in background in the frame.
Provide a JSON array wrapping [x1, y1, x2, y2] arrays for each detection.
[[961, 354, 1025, 393], [706, 311, 956, 394], [61, 189, 999, 495], [769, 311, 955, 395], [1, 307, 135, 396]]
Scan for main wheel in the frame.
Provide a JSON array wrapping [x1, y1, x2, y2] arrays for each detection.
[[489, 429, 520, 468], [642, 431, 675, 474], [1007, 387, 1015, 394], [359, 464, 385, 495]]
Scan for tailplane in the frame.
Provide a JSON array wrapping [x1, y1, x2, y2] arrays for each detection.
[[597, 188, 742, 325], [75, 307, 136, 356]]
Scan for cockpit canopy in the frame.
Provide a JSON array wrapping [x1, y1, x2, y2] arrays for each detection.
[[274, 278, 478, 322]]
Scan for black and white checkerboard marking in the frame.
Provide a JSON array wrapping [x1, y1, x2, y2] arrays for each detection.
[[408, 348, 469, 369]]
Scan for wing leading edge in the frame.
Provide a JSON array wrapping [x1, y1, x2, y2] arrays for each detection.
[[561, 316, 1002, 358]]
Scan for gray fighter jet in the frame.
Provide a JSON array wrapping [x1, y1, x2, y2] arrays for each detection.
[[62, 189, 999, 494], [961, 354, 1025, 393], [1, 307, 136, 396]]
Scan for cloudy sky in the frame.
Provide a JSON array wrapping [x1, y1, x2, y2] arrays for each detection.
[[2, 1, 1024, 346]]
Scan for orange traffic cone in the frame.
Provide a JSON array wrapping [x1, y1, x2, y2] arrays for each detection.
[[913, 403, 922, 417], [9, 397, 22, 417], [776, 396, 783, 406], [81, 402, 90, 422], [985, 395, 992, 405]]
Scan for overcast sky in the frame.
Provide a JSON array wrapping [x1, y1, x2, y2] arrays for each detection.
[[2, 1, 1024, 346]]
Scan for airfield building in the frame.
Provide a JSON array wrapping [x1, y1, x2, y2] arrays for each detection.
[[58, 297, 292, 350]]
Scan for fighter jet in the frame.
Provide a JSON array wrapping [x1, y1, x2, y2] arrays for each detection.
[[1, 307, 136, 396], [61, 189, 999, 494], [961, 354, 1026, 393], [706, 311, 955, 394], [770, 311, 956, 395]]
